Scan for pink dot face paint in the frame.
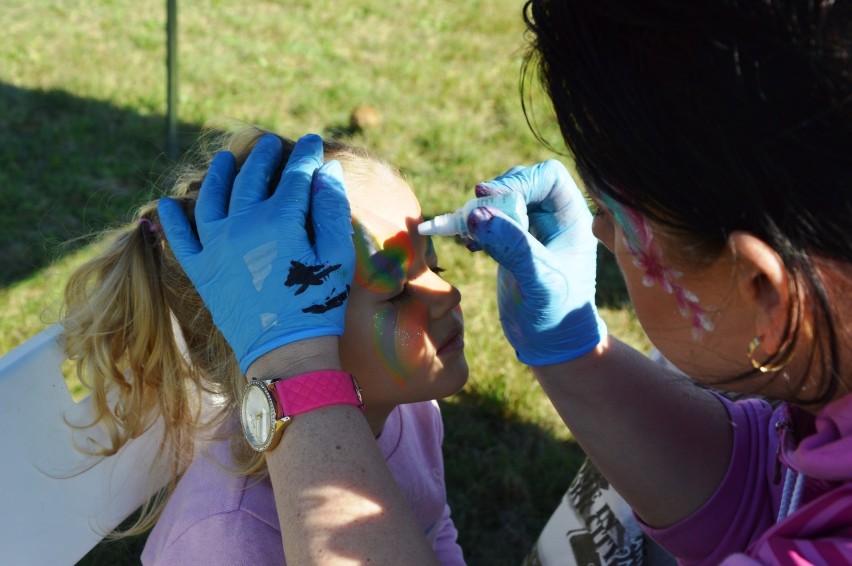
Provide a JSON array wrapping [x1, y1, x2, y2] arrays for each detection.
[[598, 192, 714, 339]]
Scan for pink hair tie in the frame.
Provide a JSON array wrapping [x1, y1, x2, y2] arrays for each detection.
[[138, 218, 160, 233]]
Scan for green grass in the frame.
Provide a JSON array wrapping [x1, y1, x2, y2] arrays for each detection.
[[1, 1, 649, 564]]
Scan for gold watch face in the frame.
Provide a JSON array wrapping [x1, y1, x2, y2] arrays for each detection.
[[241, 381, 276, 451]]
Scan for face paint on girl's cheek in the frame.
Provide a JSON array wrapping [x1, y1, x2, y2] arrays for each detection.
[[352, 220, 414, 293], [372, 302, 429, 389], [599, 192, 714, 340]]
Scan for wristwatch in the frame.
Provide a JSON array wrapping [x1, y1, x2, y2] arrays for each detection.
[[240, 370, 364, 452]]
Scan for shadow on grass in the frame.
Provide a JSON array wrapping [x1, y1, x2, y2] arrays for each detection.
[[0, 82, 201, 288], [596, 244, 630, 308], [441, 389, 586, 566], [76, 518, 148, 566]]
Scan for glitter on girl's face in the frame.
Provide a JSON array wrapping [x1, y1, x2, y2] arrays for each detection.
[[352, 217, 430, 389], [598, 192, 714, 339], [338, 166, 468, 425], [371, 301, 429, 389]]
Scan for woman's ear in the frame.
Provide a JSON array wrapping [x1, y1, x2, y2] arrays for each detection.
[[728, 231, 790, 354]]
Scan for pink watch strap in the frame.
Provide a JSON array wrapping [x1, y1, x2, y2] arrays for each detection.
[[271, 370, 364, 417]]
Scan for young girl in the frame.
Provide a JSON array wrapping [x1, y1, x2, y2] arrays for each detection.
[[61, 127, 468, 564]]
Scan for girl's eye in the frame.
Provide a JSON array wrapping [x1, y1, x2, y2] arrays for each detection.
[[430, 266, 445, 274], [389, 285, 413, 305]]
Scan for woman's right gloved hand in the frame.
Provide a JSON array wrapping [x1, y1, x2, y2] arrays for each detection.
[[468, 159, 607, 366], [157, 134, 355, 374]]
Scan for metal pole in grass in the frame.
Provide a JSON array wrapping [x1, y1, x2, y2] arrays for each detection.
[[166, 0, 179, 159]]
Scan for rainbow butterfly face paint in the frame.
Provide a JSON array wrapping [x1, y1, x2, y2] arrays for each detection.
[[333, 164, 468, 435], [598, 192, 714, 339], [352, 219, 429, 389], [353, 220, 414, 294]]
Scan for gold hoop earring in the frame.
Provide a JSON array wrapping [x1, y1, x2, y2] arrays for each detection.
[[747, 336, 790, 373]]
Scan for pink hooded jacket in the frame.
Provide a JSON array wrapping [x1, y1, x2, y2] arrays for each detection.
[[643, 393, 852, 564]]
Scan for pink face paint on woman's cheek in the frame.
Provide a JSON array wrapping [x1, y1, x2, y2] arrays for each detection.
[[599, 192, 715, 339], [372, 303, 429, 390]]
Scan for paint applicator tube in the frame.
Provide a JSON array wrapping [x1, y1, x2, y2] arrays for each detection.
[[417, 192, 529, 237]]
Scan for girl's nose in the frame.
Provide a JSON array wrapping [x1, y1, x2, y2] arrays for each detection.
[[415, 271, 462, 320]]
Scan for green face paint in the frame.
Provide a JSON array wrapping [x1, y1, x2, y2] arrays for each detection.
[[352, 218, 429, 388], [353, 220, 414, 293]]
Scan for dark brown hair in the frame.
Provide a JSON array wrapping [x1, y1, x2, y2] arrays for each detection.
[[522, 0, 852, 404]]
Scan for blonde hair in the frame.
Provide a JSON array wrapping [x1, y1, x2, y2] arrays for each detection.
[[61, 125, 397, 536]]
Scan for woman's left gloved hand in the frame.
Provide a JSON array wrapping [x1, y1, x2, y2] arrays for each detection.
[[157, 133, 355, 373], [468, 159, 607, 366]]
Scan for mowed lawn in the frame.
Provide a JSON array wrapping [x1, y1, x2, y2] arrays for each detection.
[[0, 1, 650, 564]]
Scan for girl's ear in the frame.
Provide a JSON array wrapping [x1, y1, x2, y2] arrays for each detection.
[[728, 231, 790, 354]]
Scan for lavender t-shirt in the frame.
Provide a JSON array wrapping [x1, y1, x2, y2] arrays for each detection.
[[142, 400, 465, 565]]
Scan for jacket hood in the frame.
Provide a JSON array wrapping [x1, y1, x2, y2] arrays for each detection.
[[785, 393, 852, 482]]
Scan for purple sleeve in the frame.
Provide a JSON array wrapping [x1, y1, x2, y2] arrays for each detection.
[[142, 510, 284, 565], [432, 503, 466, 566], [639, 394, 783, 565], [426, 403, 465, 565]]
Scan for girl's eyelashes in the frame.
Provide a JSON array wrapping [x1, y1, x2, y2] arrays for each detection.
[[387, 264, 446, 305], [389, 285, 412, 305]]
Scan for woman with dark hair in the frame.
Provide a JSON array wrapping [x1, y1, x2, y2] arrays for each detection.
[[157, 0, 852, 563], [498, 1, 852, 562]]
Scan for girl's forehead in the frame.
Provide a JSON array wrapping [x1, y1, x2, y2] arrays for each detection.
[[351, 205, 412, 242], [347, 172, 421, 236], [349, 174, 425, 293]]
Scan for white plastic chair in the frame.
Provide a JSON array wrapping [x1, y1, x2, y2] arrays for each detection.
[[0, 324, 168, 565]]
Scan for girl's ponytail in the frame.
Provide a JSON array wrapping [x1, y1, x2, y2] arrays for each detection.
[[60, 125, 341, 537], [63, 208, 193, 454], [61, 207, 204, 535]]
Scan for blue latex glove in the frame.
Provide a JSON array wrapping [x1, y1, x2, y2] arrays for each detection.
[[158, 134, 354, 373], [468, 159, 607, 366]]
